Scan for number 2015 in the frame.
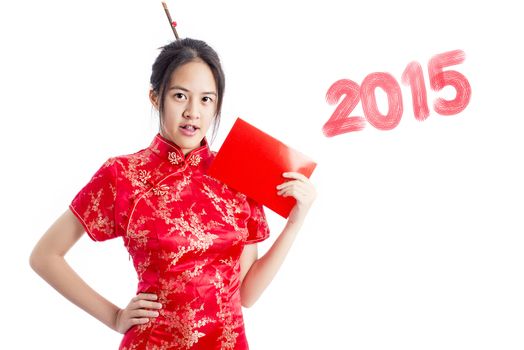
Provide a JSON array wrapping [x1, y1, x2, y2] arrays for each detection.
[[322, 50, 472, 137]]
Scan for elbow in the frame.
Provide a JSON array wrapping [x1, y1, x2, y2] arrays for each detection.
[[29, 252, 40, 274], [241, 299, 254, 309], [29, 246, 52, 275], [29, 248, 44, 274]]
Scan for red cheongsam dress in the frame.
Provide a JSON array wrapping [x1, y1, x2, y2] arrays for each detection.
[[69, 133, 270, 350]]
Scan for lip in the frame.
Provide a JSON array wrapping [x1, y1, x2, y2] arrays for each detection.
[[179, 124, 199, 137], [179, 123, 200, 129]]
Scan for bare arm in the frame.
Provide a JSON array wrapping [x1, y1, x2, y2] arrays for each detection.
[[239, 172, 316, 308], [29, 209, 161, 333]]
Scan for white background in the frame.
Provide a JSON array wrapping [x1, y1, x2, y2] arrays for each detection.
[[1, 1, 523, 349]]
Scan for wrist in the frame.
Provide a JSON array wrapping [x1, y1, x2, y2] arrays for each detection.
[[284, 217, 304, 232], [111, 307, 123, 332]]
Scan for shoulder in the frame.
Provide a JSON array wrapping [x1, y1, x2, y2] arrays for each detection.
[[108, 145, 161, 171]]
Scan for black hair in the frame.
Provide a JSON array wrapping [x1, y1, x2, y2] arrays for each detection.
[[150, 38, 225, 143]]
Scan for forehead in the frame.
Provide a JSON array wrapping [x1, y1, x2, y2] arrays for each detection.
[[169, 60, 216, 91]]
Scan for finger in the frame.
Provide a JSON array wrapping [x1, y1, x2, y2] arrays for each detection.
[[277, 177, 315, 190], [134, 299, 162, 310], [130, 309, 160, 318], [282, 172, 309, 182], [131, 294, 158, 304], [136, 293, 158, 300], [283, 187, 315, 203], [132, 299, 163, 310], [278, 187, 304, 197], [276, 180, 303, 190], [283, 184, 316, 199], [129, 317, 150, 326], [279, 187, 307, 199], [277, 181, 310, 195]]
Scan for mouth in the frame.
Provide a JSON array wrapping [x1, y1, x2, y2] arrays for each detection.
[[179, 124, 200, 132]]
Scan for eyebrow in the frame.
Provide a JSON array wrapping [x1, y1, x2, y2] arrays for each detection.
[[168, 85, 217, 96]]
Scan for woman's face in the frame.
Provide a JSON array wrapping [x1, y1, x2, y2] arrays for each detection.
[[150, 59, 217, 155]]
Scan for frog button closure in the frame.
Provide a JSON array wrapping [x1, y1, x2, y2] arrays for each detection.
[[168, 152, 183, 165]]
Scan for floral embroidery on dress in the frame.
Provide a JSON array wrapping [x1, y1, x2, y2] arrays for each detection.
[[126, 215, 151, 251], [162, 301, 215, 349], [201, 183, 246, 240], [168, 151, 183, 165], [187, 153, 202, 166], [163, 204, 221, 267], [69, 133, 269, 350], [171, 260, 207, 294], [138, 169, 151, 185], [152, 183, 170, 196], [213, 270, 241, 350], [172, 173, 192, 202]]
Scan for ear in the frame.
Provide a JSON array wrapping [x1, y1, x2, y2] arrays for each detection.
[[149, 89, 159, 110]]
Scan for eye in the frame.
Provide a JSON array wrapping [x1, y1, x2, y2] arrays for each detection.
[[173, 93, 186, 100], [202, 96, 214, 103]]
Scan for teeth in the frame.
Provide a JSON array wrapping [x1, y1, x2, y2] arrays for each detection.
[[183, 125, 196, 131]]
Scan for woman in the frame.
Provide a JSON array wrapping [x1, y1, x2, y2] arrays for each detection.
[[29, 38, 316, 349]]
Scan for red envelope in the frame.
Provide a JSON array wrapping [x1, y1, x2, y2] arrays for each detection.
[[208, 117, 317, 218]]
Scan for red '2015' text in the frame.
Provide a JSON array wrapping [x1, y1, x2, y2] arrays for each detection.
[[322, 50, 472, 137]]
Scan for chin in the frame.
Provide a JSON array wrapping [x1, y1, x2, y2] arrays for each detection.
[[176, 136, 204, 150]]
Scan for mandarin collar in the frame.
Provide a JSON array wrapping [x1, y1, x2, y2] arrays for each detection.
[[149, 133, 212, 167]]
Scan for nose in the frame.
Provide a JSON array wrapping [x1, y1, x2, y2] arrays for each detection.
[[183, 99, 200, 119]]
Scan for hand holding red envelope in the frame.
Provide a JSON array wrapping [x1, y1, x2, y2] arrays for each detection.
[[208, 118, 317, 218]]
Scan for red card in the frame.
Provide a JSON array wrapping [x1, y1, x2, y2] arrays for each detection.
[[208, 117, 317, 218]]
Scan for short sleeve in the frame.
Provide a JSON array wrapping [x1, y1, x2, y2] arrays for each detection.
[[69, 158, 119, 242], [244, 197, 270, 244]]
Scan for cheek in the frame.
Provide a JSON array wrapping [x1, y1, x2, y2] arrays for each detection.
[[161, 113, 174, 127], [200, 121, 211, 134], [162, 104, 182, 125], [205, 115, 216, 129]]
